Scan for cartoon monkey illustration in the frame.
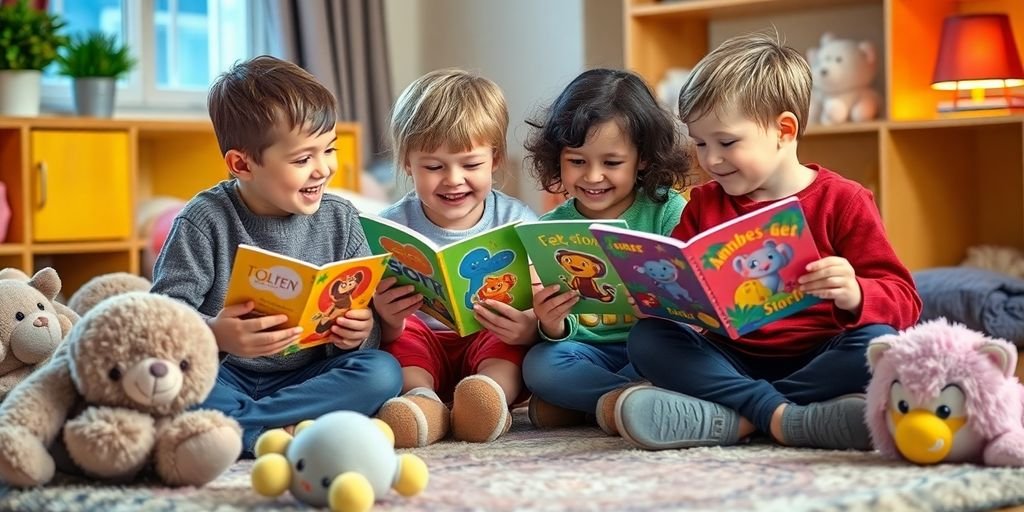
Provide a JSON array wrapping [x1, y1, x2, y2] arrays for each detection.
[[555, 249, 615, 303], [315, 271, 364, 334], [476, 273, 517, 304]]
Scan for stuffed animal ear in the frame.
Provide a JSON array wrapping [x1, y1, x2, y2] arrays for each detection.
[[28, 267, 61, 302], [866, 336, 896, 372], [979, 340, 1017, 378], [0, 267, 29, 281], [821, 32, 835, 45], [858, 40, 876, 65]]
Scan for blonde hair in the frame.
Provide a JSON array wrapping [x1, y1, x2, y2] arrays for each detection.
[[390, 69, 509, 170], [678, 32, 812, 137]]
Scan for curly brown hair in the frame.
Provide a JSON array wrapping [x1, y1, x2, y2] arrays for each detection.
[[525, 68, 692, 203]]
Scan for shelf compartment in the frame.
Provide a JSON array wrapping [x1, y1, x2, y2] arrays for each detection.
[[882, 121, 1024, 270], [138, 128, 226, 202], [630, 0, 869, 20], [0, 128, 25, 244], [801, 130, 881, 201], [32, 250, 133, 299]]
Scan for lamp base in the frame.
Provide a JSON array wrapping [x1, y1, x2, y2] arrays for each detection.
[[937, 95, 1024, 113]]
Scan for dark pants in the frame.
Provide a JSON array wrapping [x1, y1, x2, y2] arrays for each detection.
[[523, 341, 641, 413], [200, 349, 402, 456], [627, 319, 895, 433]]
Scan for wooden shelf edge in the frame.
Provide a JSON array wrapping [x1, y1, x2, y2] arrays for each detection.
[[804, 121, 884, 136], [887, 115, 1024, 131], [629, 0, 870, 19], [30, 240, 135, 254], [0, 244, 26, 256]]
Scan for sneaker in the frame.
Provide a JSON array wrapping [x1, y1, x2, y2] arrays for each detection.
[[377, 394, 450, 448], [451, 375, 510, 443], [595, 387, 631, 436], [528, 396, 587, 429], [615, 385, 740, 450]]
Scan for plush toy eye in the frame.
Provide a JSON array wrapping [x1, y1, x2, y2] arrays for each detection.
[[14, 312, 24, 321], [36, 303, 44, 311], [295, 459, 305, 472], [935, 405, 952, 419], [321, 477, 331, 488], [897, 400, 909, 414], [179, 360, 190, 372], [108, 367, 123, 381]]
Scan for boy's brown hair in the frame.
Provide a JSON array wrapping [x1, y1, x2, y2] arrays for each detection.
[[207, 55, 337, 164], [678, 32, 812, 137], [390, 69, 508, 170]]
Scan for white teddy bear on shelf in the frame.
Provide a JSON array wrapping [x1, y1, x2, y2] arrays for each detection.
[[806, 33, 881, 125]]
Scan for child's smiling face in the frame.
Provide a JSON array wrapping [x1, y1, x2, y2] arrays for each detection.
[[406, 142, 497, 230], [559, 119, 640, 220], [234, 125, 338, 217]]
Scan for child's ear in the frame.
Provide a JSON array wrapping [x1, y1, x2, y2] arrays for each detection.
[[776, 112, 799, 146], [225, 149, 253, 181]]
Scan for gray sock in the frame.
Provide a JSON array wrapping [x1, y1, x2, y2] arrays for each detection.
[[617, 386, 741, 450], [781, 394, 872, 450]]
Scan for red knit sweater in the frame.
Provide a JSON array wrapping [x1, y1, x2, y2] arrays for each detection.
[[672, 165, 922, 356]]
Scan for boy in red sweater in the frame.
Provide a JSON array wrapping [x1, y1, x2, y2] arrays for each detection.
[[611, 33, 921, 451]]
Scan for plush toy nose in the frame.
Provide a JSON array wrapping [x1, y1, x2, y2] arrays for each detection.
[[820, 69, 829, 77], [33, 316, 48, 327], [893, 410, 952, 464], [150, 361, 168, 377]]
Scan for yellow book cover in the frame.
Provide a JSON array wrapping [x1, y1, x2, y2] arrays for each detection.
[[224, 244, 391, 355]]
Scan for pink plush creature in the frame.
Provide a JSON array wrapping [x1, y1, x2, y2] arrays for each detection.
[[866, 319, 1024, 466]]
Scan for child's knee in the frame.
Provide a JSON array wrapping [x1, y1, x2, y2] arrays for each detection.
[[358, 350, 404, 399]]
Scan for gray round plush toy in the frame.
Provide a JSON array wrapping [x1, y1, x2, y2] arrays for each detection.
[[67, 272, 151, 316]]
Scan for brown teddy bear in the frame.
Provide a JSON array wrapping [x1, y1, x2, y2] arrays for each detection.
[[67, 272, 152, 316], [0, 267, 80, 326], [0, 268, 76, 400], [0, 292, 242, 487]]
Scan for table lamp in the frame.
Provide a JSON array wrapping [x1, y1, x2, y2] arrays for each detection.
[[931, 13, 1024, 112]]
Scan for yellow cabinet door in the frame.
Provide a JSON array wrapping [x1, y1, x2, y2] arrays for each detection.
[[31, 130, 132, 241]]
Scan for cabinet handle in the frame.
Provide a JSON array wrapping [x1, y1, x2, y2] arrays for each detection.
[[37, 162, 48, 210]]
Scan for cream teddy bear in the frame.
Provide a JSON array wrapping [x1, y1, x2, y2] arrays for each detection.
[[0, 292, 242, 487], [807, 33, 881, 125], [0, 268, 75, 400]]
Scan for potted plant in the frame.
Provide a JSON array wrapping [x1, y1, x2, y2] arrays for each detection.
[[0, 0, 68, 117], [57, 30, 136, 118]]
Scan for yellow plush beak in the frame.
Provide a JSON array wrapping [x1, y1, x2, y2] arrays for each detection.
[[892, 409, 965, 464]]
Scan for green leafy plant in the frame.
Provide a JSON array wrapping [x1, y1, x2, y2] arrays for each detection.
[[0, 0, 68, 70], [57, 30, 136, 78]]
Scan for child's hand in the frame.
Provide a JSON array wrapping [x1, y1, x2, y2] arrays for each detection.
[[328, 308, 373, 350], [626, 295, 649, 320], [372, 277, 423, 330], [799, 256, 862, 312], [533, 284, 578, 339], [473, 300, 538, 346], [209, 301, 304, 357]]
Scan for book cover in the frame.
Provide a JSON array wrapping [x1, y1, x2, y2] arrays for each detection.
[[590, 197, 821, 339], [223, 245, 391, 355], [515, 219, 633, 316], [359, 214, 533, 336]]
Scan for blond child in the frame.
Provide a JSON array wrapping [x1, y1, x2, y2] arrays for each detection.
[[151, 56, 402, 457], [614, 33, 921, 451], [522, 68, 692, 432], [373, 69, 539, 447]]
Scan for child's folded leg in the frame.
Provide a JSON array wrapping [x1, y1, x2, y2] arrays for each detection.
[[616, 385, 741, 450], [377, 387, 450, 448], [778, 394, 871, 450], [527, 395, 588, 429], [451, 375, 511, 442]]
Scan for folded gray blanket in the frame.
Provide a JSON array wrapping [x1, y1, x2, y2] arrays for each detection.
[[914, 267, 1024, 345]]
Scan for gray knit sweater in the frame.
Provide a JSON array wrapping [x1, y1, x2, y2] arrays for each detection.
[[151, 180, 381, 372]]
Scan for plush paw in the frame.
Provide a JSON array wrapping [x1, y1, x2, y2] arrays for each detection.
[[329, 472, 375, 512], [0, 425, 56, 487], [983, 431, 1024, 467], [64, 406, 155, 480], [154, 409, 242, 486]]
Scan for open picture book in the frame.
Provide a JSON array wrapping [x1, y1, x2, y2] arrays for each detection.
[[223, 244, 391, 355], [515, 219, 633, 316], [589, 196, 821, 339], [359, 214, 532, 336]]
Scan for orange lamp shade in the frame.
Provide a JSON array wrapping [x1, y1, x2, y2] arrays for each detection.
[[932, 13, 1024, 91]]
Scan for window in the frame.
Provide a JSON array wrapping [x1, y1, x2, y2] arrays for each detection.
[[44, 0, 259, 112]]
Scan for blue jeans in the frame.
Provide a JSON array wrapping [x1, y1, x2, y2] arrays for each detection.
[[200, 349, 402, 457], [523, 341, 641, 413], [627, 319, 895, 434]]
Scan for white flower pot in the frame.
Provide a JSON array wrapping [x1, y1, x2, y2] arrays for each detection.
[[0, 70, 42, 117]]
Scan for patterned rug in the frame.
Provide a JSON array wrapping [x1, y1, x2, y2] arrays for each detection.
[[2, 411, 1024, 512]]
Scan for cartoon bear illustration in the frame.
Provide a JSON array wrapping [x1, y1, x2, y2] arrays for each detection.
[[634, 259, 691, 303], [555, 249, 616, 303], [315, 271, 364, 334], [476, 273, 517, 304], [731, 240, 793, 294]]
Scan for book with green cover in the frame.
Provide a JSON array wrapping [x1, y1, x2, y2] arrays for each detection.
[[515, 219, 632, 315], [589, 196, 822, 339], [359, 214, 532, 336]]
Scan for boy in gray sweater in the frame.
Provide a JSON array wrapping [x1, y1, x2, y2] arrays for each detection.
[[151, 56, 401, 457]]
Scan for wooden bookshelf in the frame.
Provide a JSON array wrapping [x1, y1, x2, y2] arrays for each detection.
[[626, 0, 1024, 270], [0, 116, 361, 297]]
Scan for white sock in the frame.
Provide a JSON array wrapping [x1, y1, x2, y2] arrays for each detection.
[[405, 387, 442, 402]]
